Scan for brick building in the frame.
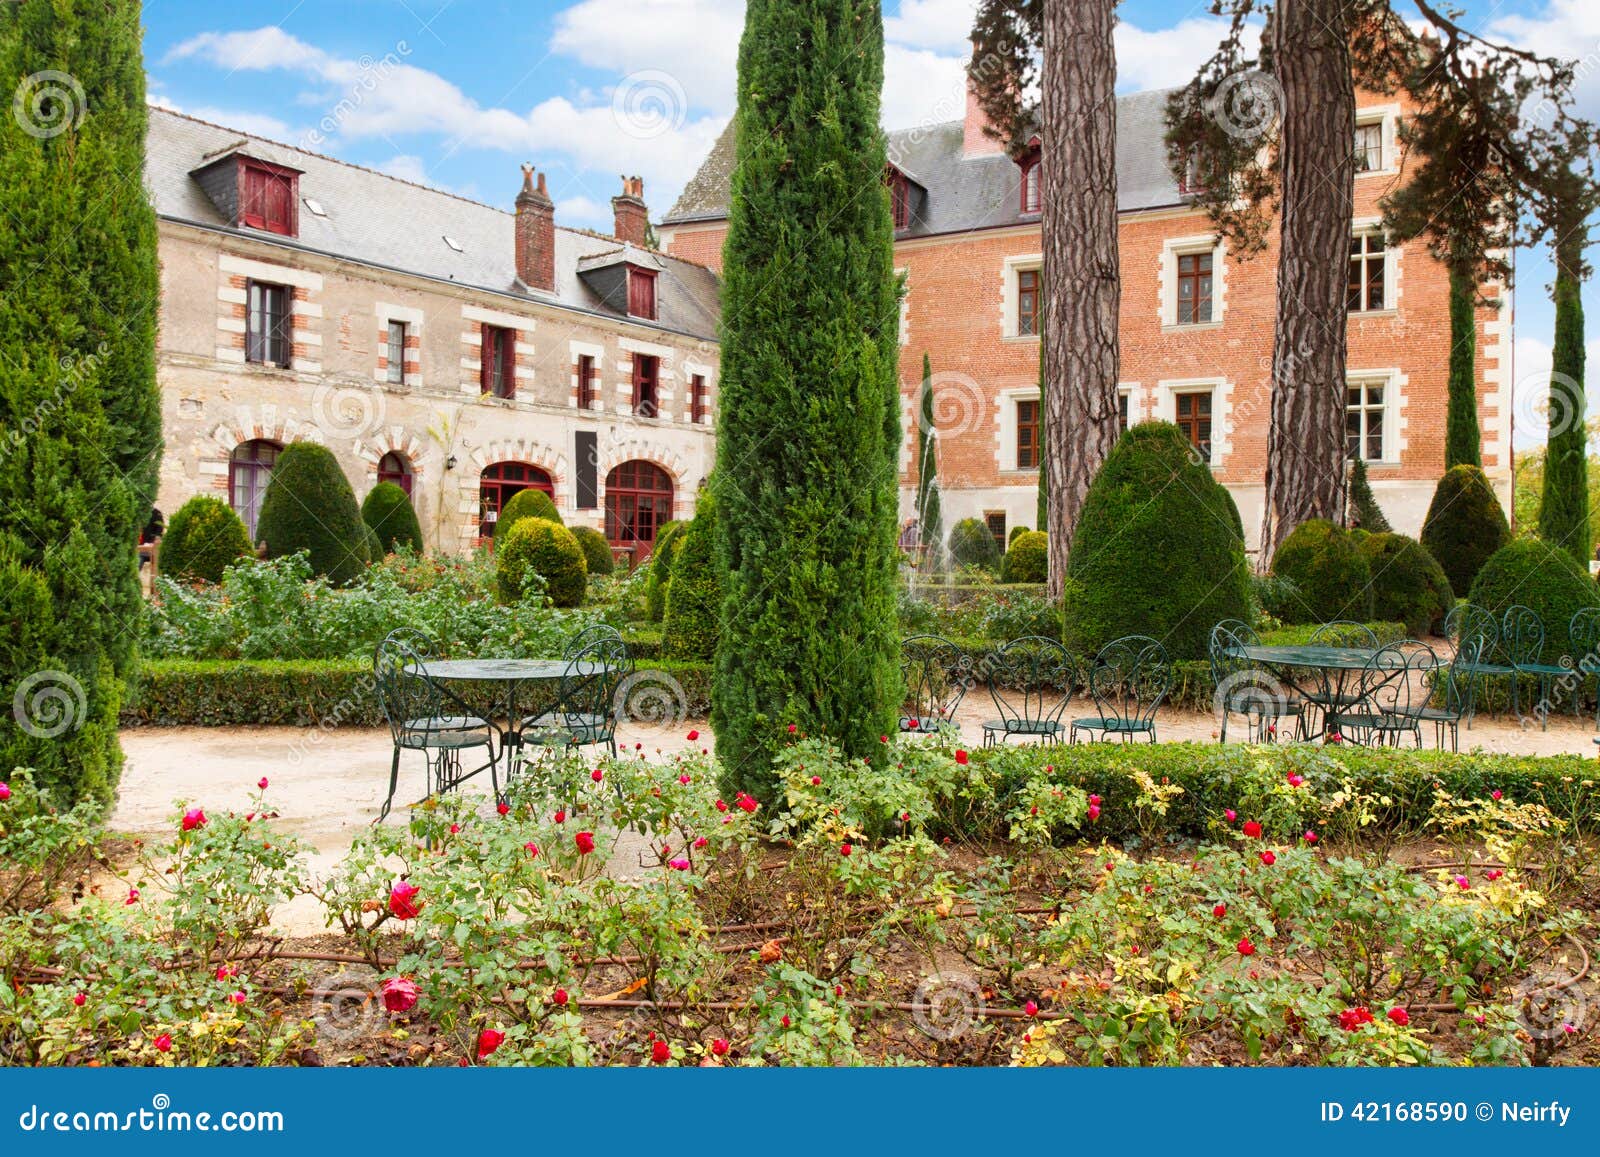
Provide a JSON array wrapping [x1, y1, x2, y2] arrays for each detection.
[[659, 83, 1514, 553], [145, 108, 720, 557]]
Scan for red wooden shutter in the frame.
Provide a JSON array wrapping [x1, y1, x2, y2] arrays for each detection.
[[628, 269, 657, 319]]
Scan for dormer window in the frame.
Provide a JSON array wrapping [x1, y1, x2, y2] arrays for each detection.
[[239, 158, 299, 237], [1178, 146, 1208, 195], [1017, 138, 1043, 215], [627, 266, 658, 320], [885, 166, 911, 229]]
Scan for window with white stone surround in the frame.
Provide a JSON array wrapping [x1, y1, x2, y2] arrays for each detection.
[[1345, 369, 1406, 463], [375, 302, 422, 388], [1001, 254, 1043, 339], [1153, 377, 1233, 466], [1160, 235, 1226, 330], [1353, 105, 1399, 177]]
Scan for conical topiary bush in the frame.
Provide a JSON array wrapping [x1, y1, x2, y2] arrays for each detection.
[[1420, 464, 1511, 596], [361, 481, 424, 556], [255, 442, 370, 585]]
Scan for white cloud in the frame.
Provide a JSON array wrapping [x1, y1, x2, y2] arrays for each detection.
[[884, 0, 979, 52], [552, 0, 742, 114], [167, 27, 334, 73], [883, 43, 969, 130], [187, 106, 295, 140], [1489, 0, 1600, 125], [1509, 333, 1600, 449], [1115, 17, 1262, 94]]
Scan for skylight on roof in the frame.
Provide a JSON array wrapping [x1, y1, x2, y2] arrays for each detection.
[[303, 198, 327, 217], [443, 235, 463, 252]]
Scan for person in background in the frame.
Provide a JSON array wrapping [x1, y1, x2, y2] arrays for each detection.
[[898, 517, 920, 565], [138, 507, 164, 570]]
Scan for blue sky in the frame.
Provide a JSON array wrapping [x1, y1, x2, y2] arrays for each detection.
[[141, 0, 1599, 449]]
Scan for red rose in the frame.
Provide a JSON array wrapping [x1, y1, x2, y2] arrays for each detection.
[[1224, 809, 1237, 822], [1303, 830, 1318, 844], [787, 723, 798, 734], [687, 729, 699, 741], [389, 880, 422, 920], [449, 824, 460, 834], [1491, 789, 1503, 801], [736, 794, 758, 814], [1213, 903, 1226, 918], [524, 842, 540, 857], [1087, 804, 1101, 822], [257, 777, 269, 790], [669, 858, 690, 870], [693, 836, 708, 848], [780, 1015, 791, 1028], [1259, 850, 1276, 866], [554, 809, 566, 823], [0, 782, 10, 801], [153, 1033, 172, 1053], [651, 1039, 670, 1064], [1242, 820, 1262, 839], [497, 801, 510, 816], [181, 807, 207, 832], [715, 799, 729, 812], [125, 887, 140, 905], [1237, 937, 1256, 956], [711, 1038, 729, 1056], [840, 842, 852, 857], [679, 774, 691, 784], [553, 988, 568, 1006], [227, 990, 247, 1005], [215, 964, 238, 980], [1485, 869, 1503, 881], [591, 769, 604, 783], [381, 976, 419, 1013], [1387, 1007, 1409, 1027], [810, 776, 821, 786], [575, 831, 596, 855], [72, 992, 86, 1007], [477, 1028, 505, 1059], [1024, 1000, 1038, 1017], [954, 750, 969, 766], [1338, 1006, 1374, 1031]]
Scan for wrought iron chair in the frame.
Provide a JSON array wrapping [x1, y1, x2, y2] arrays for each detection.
[[1569, 607, 1600, 731], [900, 634, 974, 735], [521, 635, 632, 757], [1443, 602, 1511, 724], [1302, 620, 1378, 733], [564, 622, 623, 658], [1326, 641, 1434, 747], [1070, 635, 1169, 744], [1416, 635, 1483, 752], [373, 633, 499, 822], [1502, 605, 1575, 729], [1208, 620, 1305, 743], [980, 635, 1076, 746]]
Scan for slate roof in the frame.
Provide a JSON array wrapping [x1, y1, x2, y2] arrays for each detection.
[[661, 88, 1189, 234], [145, 107, 722, 341]]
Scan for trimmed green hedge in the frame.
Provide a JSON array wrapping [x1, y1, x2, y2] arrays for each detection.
[[1468, 537, 1600, 661], [1422, 464, 1511, 596], [256, 442, 371, 585], [496, 517, 587, 607], [361, 482, 423, 556], [493, 487, 562, 543], [1358, 532, 1453, 636], [662, 495, 722, 660], [948, 517, 1000, 571], [1271, 519, 1373, 623], [1001, 530, 1047, 583], [159, 495, 252, 584], [570, 525, 615, 576], [645, 520, 688, 622]]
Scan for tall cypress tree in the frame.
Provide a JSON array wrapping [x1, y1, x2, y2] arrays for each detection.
[[713, 0, 901, 801], [1538, 183, 1591, 564], [1444, 264, 1482, 469], [915, 354, 943, 570], [0, 0, 160, 811]]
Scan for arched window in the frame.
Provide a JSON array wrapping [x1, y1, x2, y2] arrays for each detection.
[[479, 461, 554, 538], [604, 460, 674, 549], [229, 439, 281, 542], [377, 451, 413, 496]]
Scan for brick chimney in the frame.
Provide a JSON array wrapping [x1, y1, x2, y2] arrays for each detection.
[[515, 164, 555, 292], [963, 54, 1008, 157], [611, 175, 649, 247]]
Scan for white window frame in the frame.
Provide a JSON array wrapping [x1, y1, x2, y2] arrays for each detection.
[[996, 386, 1042, 474], [1345, 369, 1406, 465], [1154, 377, 1233, 467], [1160, 235, 1226, 330], [1001, 254, 1043, 340], [1348, 220, 1397, 314], [1353, 104, 1400, 178]]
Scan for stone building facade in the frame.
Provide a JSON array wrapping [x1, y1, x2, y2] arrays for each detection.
[[146, 109, 721, 558], [659, 83, 1513, 554]]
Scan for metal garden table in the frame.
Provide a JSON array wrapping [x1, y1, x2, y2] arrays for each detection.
[[1223, 644, 1407, 741], [419, 657, 616, 757]]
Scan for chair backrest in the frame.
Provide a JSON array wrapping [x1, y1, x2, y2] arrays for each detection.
[[1208, 620, 1282, 719], [900, 634, 973, 729], [560, 635, 631, 739], [1501, 605, 1546, 667], [1358, 641, 1436, 723], [565, 622, 623, 659], [1207, 620, 1257, 686], [1088, 635, 1170, 729], [1569, 607, 1600, 674], [987, 635, 1076, 735], [1441, 634, 1483, 717], [1310, 620, 1378, 649], [373, 634, 450, 744]]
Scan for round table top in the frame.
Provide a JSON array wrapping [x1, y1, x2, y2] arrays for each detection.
[[420, 658, 611, 681], [1227, 644, 1424, 671]]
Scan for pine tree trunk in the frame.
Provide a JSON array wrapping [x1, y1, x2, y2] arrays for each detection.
[[1444, 262, 1482, 470], [1041, 0, 1119, 600], [1259, 0, 1356, 559]]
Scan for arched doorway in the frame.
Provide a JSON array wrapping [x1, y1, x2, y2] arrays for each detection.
[[605, 460, 674, 550], [377, 450, 413, 496], [479, 461, 554, 538], [229, 439, 281, 542]]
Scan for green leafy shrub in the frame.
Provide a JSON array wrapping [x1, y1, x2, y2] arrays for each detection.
[[1421, 465, 1511, 596], [570, 525, 615, 576], [1468, 537, 1600, 660], [361, 481, 423, 556], [948, 518, 1000, 571], [497, 517, 586, 607], [159, 496, 252, 584], [1348, 458, 1392, 532], [1270, 519, 1373, 623], [662, 497, 722, 660], [493, 487, 562, 544], [1359, 532, 1453, 636], [645, 520, 689, 622], [256, 443, 371, 585], [1001, 530, 1047, 584], [1007, 525, 1029, 545], [1062, 422, 1250, 660]]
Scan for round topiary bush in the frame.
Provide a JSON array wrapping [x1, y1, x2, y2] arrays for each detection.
[[496, 517, 587, 607], [645, 519, 689, 622], [948, 517, 1000, 571], [1359, 532, 1453, 636], [1468, 537, 1600, 660], [159, 495, 253, 584], [663, 495, 723, 660], [1269, 519, 1373, 624], [1420, 464, 1511, 596], [570, 525, 615, 576], [1062, 421, 1250, 660], [255, 442, 371, 585], [492, 487, 563, 545], [1008, 524, 1030, 545], [1002, 530, 1047, 583], [361, 481, 423, 557]]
